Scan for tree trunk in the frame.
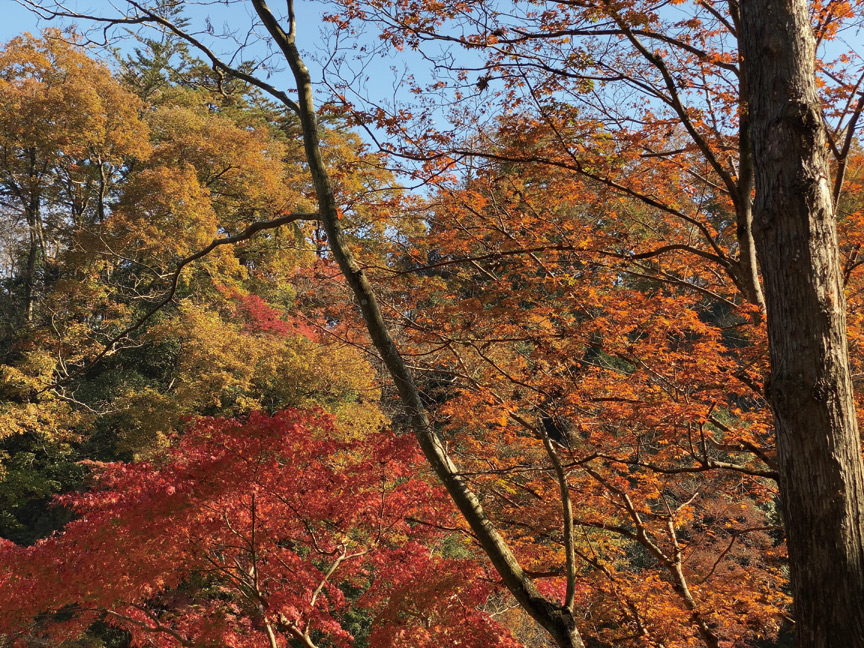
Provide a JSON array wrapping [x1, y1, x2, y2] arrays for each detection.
[[740, 1, 864, 645], [22, 147, 42, 322], [733, 53, 764, 310], [23, 194, 41, 323], [24, 211, 38, 322]]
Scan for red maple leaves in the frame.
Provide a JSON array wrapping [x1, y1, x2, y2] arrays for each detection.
[[0, 410, 517, 648]]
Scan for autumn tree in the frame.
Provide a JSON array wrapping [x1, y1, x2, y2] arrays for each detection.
[[0, 31, 148, 326], [0, 409, 519, 648], [0, 33, 151, 542]]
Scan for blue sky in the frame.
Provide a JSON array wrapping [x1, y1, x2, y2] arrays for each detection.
[[2, 2, 41, 41], [0, 1, 428, 124], [1, 2, 332, 74]]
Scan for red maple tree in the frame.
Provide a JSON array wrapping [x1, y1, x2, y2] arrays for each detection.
[[0, 409, 518, 648]]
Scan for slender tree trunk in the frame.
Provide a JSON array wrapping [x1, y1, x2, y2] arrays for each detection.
[[733, 199, 763, 308], [23, 214, 37, 322], [733, 65, 764, 310], [740, 1, 864, 645], [22, 148, 42, 322], [23, 197, 41, 323], [249, 2, 586, 646]]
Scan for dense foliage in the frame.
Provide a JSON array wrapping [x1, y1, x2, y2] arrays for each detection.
[[0, 409, 514, 648]]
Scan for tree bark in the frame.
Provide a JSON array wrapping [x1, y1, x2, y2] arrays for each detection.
[[733, 68, 764, 310], [729, 0, 765, 310], [24, 211, 38, 322], [740, 1, 864, 645], [23, 149, 42, 323]]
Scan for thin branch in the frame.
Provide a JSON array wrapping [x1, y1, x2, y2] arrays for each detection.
[[41, 211, 316, 392]]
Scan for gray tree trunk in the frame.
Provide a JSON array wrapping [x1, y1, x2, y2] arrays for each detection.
[[740, 1, 864, 644]]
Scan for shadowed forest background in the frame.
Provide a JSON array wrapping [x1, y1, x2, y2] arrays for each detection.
[[1, 0, 864, 646]]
